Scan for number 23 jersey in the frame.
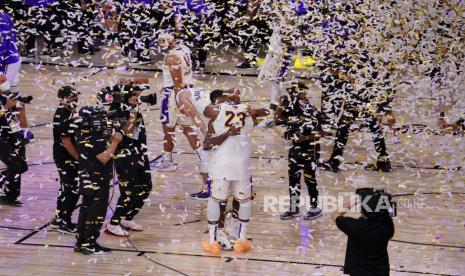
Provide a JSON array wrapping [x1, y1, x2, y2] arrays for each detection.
[[208, 103, 254, 181]]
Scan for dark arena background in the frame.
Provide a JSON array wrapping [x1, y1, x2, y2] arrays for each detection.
[[0, 1, 463, 275]]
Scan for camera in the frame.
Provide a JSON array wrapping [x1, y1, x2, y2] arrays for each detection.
[[139, 93, 157, 106], [4, 91, 34, 104], [77, 106, 127, 137], [356, 188, 397, 218], [98, 83, 156, 106]]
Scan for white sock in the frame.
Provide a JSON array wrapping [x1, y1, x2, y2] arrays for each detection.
[[194, 149, 201, 161], [208, 224, 218, 243], [165, 152, 173, 162], [238, 221, 248, 242]]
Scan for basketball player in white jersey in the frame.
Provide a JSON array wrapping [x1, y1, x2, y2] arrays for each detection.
[[154, 31, 211, 199], [202, 90, 269, 254], [177, 86, 243, 199]]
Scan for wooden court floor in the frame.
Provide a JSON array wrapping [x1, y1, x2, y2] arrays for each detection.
[[0, 60, 464, 275]]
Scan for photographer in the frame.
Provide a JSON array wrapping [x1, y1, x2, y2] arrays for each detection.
[[331, 188, 395, 276], [0, 73, 29, 206], [100, 80, 155, 237], [276, 82, 323, 220], [75, 106, 122, 255], [50, 86, 80, 234]]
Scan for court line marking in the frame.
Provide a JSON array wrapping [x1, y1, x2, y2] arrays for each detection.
[[8, 190, 463, 274], [13, 241, 457, 276], [10, 220, 189, 276], [22, 60, 449, 101], [14, 222, 50, 245], [0, 225, 35, 231], [22, 60, 316, 80]]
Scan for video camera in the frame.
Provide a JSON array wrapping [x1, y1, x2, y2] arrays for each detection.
[[356, 188, 397, 218], [4, 91, 34, 104], [97, 83, 156, 106], [77, 106, 127, 137]]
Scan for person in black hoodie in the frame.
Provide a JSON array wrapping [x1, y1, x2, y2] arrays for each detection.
[[50, 86, 81, 234], [331, 188, 395, 276], [276, 82, 324, 220]]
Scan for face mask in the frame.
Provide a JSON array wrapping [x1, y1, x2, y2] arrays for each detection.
[[64, 99, 78, 110], [0, 81, 10, 92]]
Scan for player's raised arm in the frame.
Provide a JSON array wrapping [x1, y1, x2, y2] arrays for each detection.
[[248, 107, 271, 126]]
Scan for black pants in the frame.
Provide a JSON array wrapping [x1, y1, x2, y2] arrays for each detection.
[[0, 138, 27, 201], [182, 11, 220, 66], [320, 76, 346, 129], [328, 104, 388, 167], [183, 19, 209, 65], [62, 3, 96, 51], [53, 152, 79, 223], [22, 4, 62, 52], [76, 184, 109, 248], [240, 18, 271, 62], [288, 142, 320, 211], [119, 4, 153, 59], [111, 151, 152, 224]]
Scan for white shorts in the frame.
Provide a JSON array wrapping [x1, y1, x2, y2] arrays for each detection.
[[211, 177, 253, 201], [160, 87, 192, 128], [176, 87, 210, 116]]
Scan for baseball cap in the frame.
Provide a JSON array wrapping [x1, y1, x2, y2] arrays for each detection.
[[58, 86, 81, 99]]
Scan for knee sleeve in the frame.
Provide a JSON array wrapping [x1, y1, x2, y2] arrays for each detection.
[[237, 198, 252, 222], [207, 197, 225, 223]]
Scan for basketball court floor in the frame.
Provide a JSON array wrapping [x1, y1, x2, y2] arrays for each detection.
[[0, 47, 464, 275]]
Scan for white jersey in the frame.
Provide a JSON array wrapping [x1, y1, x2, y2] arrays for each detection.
[[162, 44, 194, 88], [208, 103, 254, 180]]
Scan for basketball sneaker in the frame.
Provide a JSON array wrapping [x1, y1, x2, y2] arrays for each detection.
[[304, 207, 322, 220], [257, 117, 276, 128], [81, 243, 112, 255], [121, 219, 143, 231], [320, 160, 339, 173], [105, 223, 129, 237], [280, 208, 300, 220], [189, 189, 210, 200], [202, 240, 221, 254], [50, 218, 61, 229], [217, 229, 233, 251], [58, 221, 78, 235], [365, 156, 393, 173], [152, 156, 178, 172], [234, 239, 252, 253]]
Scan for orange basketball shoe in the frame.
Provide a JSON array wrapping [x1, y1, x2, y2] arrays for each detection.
[[234, 239, 252, 253], [202, 240, 221, 255]]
